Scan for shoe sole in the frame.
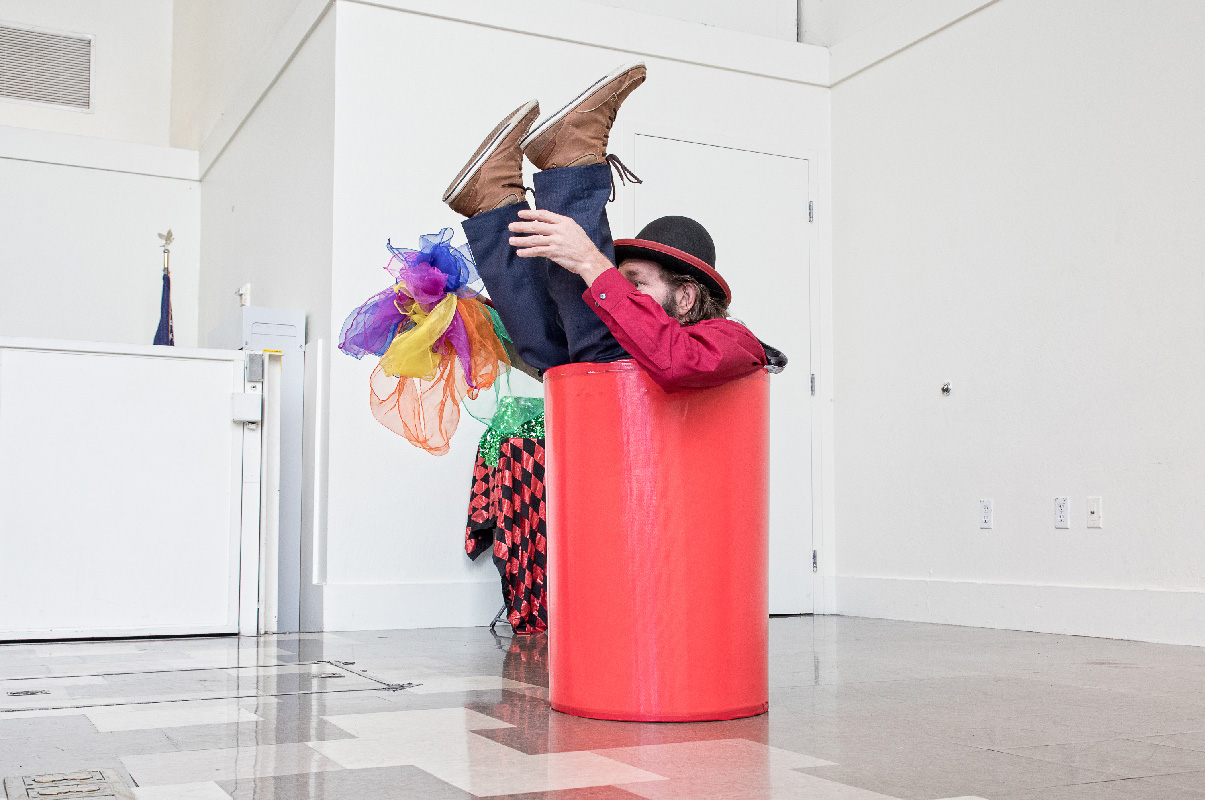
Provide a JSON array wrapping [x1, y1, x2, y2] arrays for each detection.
[[443, 99, 539, 204], [519, 61, 646, 153]]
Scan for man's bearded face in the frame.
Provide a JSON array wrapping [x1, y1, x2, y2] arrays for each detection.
[[618, 258, 688, 320]]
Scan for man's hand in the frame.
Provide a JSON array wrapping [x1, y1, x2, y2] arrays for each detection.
[[509, 209, 614, 286]]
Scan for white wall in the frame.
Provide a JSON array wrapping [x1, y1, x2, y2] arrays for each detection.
[[198, 9, 336, 630], [0, 129, 200, 347], [831, 0, 1205, 645], [0, 1, 200, 347], [170, 0, 309, 150], [799, 0, 911, 47], [0, 0, 173, 146], [583, 0, 798, 41], [198, 12, 335, 347], [323, 0, 831, 629]]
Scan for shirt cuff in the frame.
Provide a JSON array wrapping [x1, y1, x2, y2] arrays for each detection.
[[583, 268, 634, 311]]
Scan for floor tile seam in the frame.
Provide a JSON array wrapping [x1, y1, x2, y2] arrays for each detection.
[[1126, 733, 1205, 750], [807, 673, 1080, 693], [931, 734, 1126, 751], [1032, 773, 1195, 790], [785, 739, 1043, 770], [1146, 770, 1205, 787], [932, 772, 1137, 797], [795, 672, 1000, 689], [793, 708, 1026, 725], [0, 651, 286, 662], [1111, 736, 1205, 753], [964, 774, 1185, 798], [1090, 754, 1205, 779], [312, 722, 520, 746], [833, 693, 1205, 718], [0, 686, 397, 714], [973, 742, 1205, 778], [879, 734, 1002, 753], [319, 658, 422, 691], [991, 676, 1205, 703], [0, 661, 303, 682], [1033, 687, 1205, 705], [975, 742, 1114, 760], [830, 618, 1197, 646]]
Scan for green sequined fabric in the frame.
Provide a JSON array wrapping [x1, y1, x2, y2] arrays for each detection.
[[478, 395, 545, 467]]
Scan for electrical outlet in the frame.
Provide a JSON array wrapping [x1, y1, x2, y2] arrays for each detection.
[[1087, 496, 1103, 528], [1054, 497, 1070, 529], [979, 499, 993, 529]]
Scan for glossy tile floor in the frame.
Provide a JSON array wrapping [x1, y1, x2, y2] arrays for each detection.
[[3, 618, 1205, 799]]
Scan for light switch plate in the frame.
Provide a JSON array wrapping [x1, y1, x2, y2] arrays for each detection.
[[1087, 496, 1103, 528]]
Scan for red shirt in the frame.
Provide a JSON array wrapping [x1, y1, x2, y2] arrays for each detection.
[[584, 268, 768, 393]]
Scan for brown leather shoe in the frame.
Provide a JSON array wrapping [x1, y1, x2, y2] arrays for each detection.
[[444, 100, 539, 217], [521, 63, 646, 171]]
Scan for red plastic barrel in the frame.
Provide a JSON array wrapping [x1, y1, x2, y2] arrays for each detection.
[[544, 360, 770, 722]]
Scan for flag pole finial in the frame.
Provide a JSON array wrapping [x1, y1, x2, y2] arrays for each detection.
[[157, 230, 174, 275]]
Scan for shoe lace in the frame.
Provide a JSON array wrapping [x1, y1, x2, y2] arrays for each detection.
[[605, 154, 643, 202], [502, 182, 536, 203]]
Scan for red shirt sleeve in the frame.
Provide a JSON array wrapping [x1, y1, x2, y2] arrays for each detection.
[[583, 268, 768, 392]]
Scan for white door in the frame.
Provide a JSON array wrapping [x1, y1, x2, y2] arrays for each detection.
[[622, 134, 813, 613], [0, 341, 249, 639]]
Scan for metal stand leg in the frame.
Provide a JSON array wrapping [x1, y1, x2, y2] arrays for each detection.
[[489, 604, 508, 632]]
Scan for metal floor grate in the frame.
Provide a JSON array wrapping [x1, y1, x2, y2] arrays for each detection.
[[4, 770, 133, 800]]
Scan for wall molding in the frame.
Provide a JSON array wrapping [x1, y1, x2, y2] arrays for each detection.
[[0, 337, 239, 361], [828, 0, 1001, 85], [322, 580, 502, 630], [0, 124, 198, 180], [347, 0, 828, 85], [836, 576, 1205, 647], [2, 2, 1004, 181], [198, 0, 830, 178], [198, 0, 333, 179]]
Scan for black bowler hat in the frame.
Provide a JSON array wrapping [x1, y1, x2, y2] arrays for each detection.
[[614, 216, 731, 304]]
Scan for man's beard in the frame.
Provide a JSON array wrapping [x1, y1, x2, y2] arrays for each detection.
[[659, 293, 681, 321]]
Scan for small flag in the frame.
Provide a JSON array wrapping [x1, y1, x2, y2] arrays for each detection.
[[154, 230, 175, 346], [154, 266, 174, 346]]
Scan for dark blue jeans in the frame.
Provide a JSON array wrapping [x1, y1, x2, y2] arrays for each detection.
[[462, 163, 629, 372]]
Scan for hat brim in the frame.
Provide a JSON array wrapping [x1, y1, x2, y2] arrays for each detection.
[[613, 239, 731, 304]]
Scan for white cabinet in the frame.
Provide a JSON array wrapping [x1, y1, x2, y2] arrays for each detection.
[[0, 339, 255, 639]]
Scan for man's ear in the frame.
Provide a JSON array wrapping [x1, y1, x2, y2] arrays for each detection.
[[675, 282, 698, 317]]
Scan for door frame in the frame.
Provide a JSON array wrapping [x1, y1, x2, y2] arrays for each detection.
[[612, 124, 833, 614]]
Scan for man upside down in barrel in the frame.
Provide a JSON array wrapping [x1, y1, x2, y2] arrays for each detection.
[[443, 62, 786, 391]]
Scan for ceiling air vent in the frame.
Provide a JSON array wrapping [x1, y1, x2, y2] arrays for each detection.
[[0, 23, 92, 110]]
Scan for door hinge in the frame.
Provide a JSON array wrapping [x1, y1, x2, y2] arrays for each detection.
[[812, 550, 818, 573], [810, 373, 816, 395], [808, 200, 814, 222]]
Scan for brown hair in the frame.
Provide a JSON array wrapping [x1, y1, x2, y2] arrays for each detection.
[[662, 269, 730, 325]]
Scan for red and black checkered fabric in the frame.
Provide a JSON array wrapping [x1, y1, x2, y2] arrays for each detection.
[[465, 437, 547, 634]]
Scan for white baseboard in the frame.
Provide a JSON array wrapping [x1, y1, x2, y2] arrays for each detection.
[[321, 580, 503, 630], [836, 576, 1205, 647]]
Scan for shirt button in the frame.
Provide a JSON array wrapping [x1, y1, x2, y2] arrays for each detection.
[[599, 293, 607, 300]]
